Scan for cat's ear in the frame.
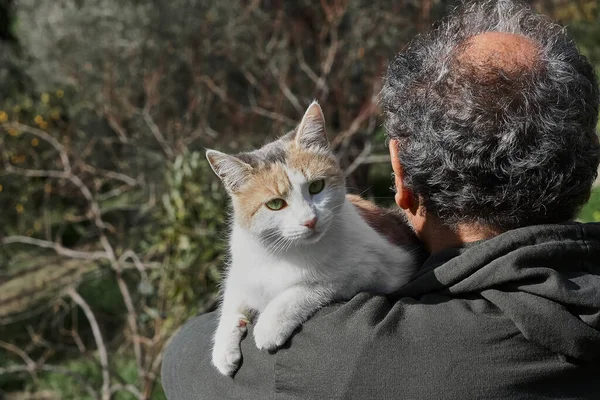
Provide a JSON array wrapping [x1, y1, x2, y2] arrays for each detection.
[[206, 149, 252, 192], [295, 101, 328, 150]]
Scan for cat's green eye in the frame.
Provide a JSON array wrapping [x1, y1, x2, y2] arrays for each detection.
[[265, 198, 286, 211], [308, 179, 325, 195]]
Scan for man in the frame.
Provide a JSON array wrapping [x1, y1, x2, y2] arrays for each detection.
[[161, 0, 600, 398]]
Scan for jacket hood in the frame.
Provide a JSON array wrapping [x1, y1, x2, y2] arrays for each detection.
[[399, 222, 600, 362]]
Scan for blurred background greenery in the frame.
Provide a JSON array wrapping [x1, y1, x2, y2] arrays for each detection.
[[0, 1, 598, 399]]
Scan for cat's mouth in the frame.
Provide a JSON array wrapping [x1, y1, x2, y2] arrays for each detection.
[[301, 229, 324, 243], [299, 225, 332, 244], [282, 228, 325, 245]]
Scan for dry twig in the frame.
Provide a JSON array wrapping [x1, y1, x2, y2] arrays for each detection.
[[66, 288, 110, 400]]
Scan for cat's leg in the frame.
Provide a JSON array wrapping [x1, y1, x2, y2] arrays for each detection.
[[211, 289, 250, 376], [253, 285, 334, 351]]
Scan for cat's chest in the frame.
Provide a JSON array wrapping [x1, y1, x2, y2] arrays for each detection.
[[230, 257, 307, 310]]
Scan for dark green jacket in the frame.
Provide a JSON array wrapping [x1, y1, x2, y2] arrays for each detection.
[[161, 223, 600, 399]]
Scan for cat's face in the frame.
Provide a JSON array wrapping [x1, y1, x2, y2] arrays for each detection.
[[207, 102, 346, 250]]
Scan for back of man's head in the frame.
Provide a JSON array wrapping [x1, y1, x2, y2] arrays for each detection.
[[382, 0, 600, 231]]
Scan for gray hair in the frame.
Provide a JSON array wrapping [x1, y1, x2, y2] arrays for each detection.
[[381, 0, 600, 231]]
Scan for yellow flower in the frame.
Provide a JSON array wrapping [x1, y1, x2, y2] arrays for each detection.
[[34, 115, 44, 124], [7, 128, 19, 136], [39, 121, 48, 130], [0, 111, 7, 122], [0, 184, 3, 192], [10, 154, 26, 164], [41, 93, 50, 104], [50, 109, 61, 120], [31, 138, 39, 147], [56, 90, 64, 98], [16, 204, 24, 214]]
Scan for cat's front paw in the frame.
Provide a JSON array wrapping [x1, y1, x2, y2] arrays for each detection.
[[211, 318, 248, 376], [212, 340, 242, 376], [253, 314, 296, 351]]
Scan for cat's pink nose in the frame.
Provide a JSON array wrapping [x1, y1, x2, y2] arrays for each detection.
[[302, 217, 317, 230]]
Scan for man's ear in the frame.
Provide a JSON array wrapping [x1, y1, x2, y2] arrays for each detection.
[[206, 149, 252, 192], [389, 139, 415, 211], [295, 101, 328, 149]]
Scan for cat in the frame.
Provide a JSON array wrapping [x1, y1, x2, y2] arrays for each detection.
[[206, 101, 421, 376]]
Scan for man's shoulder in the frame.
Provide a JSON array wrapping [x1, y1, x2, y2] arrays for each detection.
[[163, 292, 584, 400]]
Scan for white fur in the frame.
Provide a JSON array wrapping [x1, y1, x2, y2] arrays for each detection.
[[211, 175, 418, 375]]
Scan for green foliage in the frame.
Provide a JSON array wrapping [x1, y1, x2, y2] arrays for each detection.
[[28, 355, 146, 400], [78, 273, 126, 315], [579, 187, 600, 222], [33, 358, 100, 400], [151, 151, 227, 320]]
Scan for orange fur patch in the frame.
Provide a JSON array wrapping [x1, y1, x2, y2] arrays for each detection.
[[233, 162, 291, 227], [347, 194, 418, 246], [286, 146, 344, 187]]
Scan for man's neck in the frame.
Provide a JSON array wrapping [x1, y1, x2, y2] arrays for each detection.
[[411, 215, 502, 254]]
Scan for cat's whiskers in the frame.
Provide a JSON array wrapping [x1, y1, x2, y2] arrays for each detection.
[[260, 230, 283, 245], [266, 236, 286, 254], [328, 202, 347, 212], [268, 235, 296, 255], [278, 238, 295, 255]]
